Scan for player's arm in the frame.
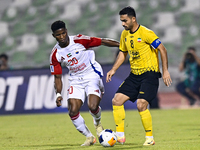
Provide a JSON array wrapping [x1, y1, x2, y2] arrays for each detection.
[[101, 38, 119, 47], [54, 74, 63, 107], [157, 43, 172, 87], [106, 51, 128, 82]]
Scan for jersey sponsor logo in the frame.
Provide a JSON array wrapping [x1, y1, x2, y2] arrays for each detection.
[[132, 51, 140, 59], [130, 36, 134, 38], [67, 53, 72, 58], [50, 65, 54, 72], [69, 63, 86, 73], [139, 91, 144, 94], [137, 38, 142, 42], [75, 51, 79, 54]]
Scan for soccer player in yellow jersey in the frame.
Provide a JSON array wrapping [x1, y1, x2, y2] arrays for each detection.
[[106, 6, 172, 146]]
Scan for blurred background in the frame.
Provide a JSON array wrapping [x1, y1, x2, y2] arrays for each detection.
[[0, 0, 200, 114], [0, 0, 199, 68]]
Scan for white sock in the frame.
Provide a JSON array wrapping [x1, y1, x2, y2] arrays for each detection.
[[146, 136, 154, 139], [70, 112, 93, 137], [89, 106, 101, 126], [116, 132, 124, 137]]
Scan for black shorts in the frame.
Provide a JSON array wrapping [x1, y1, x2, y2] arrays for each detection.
[[116, 71, 161, 103]]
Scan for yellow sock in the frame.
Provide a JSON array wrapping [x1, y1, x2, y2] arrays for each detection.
[[113, 105, 125, 132], [139, 109, 153, 137]]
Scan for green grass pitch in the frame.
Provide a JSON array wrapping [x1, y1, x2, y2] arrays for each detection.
[[0, 109, 200, 150]]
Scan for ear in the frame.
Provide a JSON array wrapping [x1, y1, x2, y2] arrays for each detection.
[[132, 16, 136, 22], [52, 33, 55, 38]]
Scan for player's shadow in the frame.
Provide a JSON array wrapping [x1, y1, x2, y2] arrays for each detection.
[[22, 144, 81, 150], [23, 143, 143, 150]]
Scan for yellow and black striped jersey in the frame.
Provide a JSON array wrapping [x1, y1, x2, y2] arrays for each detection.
[[119, 25, 161, 75]]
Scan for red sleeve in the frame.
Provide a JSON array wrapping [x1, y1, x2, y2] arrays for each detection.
[[50, 49, 62, 75], [74, 34, 102, 49]]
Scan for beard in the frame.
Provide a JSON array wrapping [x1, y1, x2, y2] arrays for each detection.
[[123, 24, 133, 31]]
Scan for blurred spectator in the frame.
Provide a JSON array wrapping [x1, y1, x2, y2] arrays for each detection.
[[176, 47, 200, 106], [0, 53, 10, 70]]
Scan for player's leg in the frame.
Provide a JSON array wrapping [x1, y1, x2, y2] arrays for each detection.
[[88, 94, 104, 137], [113, 73, 139, 144], [137, 99, 155, 145], [137, 76, 158, 146], [68, 83, 96, 146], [86, 78, 104, 137], [68, 98, 96, 146], [112, 93, 129, 144]]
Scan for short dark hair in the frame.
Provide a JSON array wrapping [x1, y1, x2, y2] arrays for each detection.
[[119, 6, 136, 18], [188, 46, 196, 51], [0, 53, 8, 60], [51, 20, 66, 32]]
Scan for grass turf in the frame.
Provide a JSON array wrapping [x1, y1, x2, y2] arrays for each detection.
[[0, 109, 200, 150]]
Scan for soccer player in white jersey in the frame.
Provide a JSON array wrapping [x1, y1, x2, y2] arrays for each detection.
[[50, 20, 119, 146]]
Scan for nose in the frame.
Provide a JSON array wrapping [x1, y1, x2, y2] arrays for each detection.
[[60, 34, 64, 39]]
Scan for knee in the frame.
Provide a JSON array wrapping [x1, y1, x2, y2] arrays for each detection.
[[112, 97, 122, 106], [137, 99, 148, 111], [69, 110, 79, 117], [88, 103, 99, 112], [68, 107, 79, 117]]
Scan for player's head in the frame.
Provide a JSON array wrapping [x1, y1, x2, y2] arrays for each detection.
[[119, 6, 136, 31], [51, 20, 69, 47]]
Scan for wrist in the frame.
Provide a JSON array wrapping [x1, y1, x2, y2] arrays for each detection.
[[56, 93, 62, 98]]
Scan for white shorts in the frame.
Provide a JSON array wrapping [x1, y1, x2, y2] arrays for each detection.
[[67, 77, 104, 103]]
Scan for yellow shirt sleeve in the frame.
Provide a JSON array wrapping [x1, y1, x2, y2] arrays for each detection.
[[119, 30, 128, 52], [143, 29, 159, 45]]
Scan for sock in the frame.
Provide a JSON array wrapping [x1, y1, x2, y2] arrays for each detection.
[[89, 106, 101, 126], [113, 105, 125, 133], [139, 109, 153, 137], [116, 131, 124, 137], [70, 112, 93, 137]]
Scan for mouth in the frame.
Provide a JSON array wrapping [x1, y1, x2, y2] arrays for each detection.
[[60, 39, 65, 43]]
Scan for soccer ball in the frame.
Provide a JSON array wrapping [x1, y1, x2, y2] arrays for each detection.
[[99, 129, 117, 147]]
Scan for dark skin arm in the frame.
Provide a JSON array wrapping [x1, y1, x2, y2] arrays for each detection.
[[101, 38, 120, 47], [54, 74, 63, 107]]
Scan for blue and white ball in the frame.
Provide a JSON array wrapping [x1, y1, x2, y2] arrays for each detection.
[[99, 129, 117, 147]]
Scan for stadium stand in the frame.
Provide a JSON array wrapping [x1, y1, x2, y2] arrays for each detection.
[[0, 0, 200, 92]]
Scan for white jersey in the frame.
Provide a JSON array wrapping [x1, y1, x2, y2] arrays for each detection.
[[50, 34, 103, 80]]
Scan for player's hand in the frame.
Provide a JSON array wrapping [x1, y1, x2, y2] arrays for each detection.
[[106, 69, 116, 83], [162, 70, 172, 87], [56, 96, 63, 107]]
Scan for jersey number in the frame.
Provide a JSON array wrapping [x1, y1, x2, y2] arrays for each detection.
[[68, 57, 78, 66], [130, 40, 134, 48], [68, 86, 73, 94]]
